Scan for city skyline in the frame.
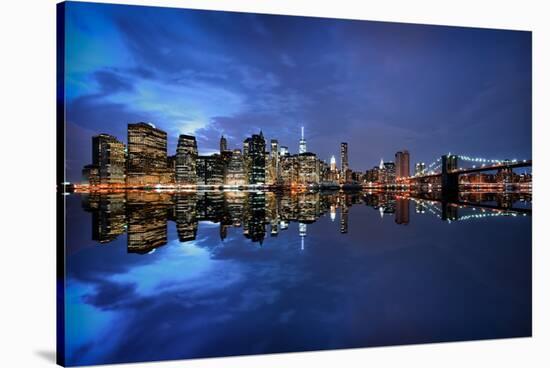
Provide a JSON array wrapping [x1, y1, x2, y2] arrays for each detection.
[[78, 121, 532, 190], [64, 2, 531, 183], [57, 3, 533, 366]]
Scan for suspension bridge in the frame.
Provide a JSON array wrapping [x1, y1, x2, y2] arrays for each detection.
[[410, 154, 532, 200]]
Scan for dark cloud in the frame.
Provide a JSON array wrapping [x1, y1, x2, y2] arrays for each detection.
[[94, 70, 134, 93]]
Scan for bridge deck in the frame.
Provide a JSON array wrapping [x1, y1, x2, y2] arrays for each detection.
[[412, 160, 532, 179]]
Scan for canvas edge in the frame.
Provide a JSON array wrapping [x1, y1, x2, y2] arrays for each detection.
[[56, 2, 67, 367]]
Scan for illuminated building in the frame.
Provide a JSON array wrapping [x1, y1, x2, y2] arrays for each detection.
[[365, 166, 380, 183], [395, 150, 410, 178], [220, 135, 228, 153], [225, 149, 247, 186], [379, 160, 396, 185], [330, 155, 337, 172], [279, 154, 298, 186], [82, 164, 100, 186], [243, 131, 266, 184], [266, 139, 279, 185], [340, 142, 349, 183], [319, 160, 330, 182], [351, 171, 364, 183], [279, 145, 289, 156], [196, 154, 225, 186], [91, 133, 126, 184], [340, 143, 352, 183], [127, 122, 171, 186], [297, 152, 319, 185], [175, 134, 198, 185], [299, 126, 307, 154], [414, 162, 426, 176]]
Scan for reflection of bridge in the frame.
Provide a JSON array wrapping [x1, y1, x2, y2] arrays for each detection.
[[410, 155, 532, 200], [410, 194, 531, 222]]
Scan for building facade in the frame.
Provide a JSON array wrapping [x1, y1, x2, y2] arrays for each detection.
[[127, 122, 171, 186], [379, 161, 396, 185], [395, 150, 410, 178], [340, 142, 349, 183], [243, 132, 266, 184], [91, 133, 126, 184], [225, 149, 247, 186], [82, 164, 100, 186], [297, 152, 319, 185], [196, 154, 225, 186], [175, 134, 198, 185]]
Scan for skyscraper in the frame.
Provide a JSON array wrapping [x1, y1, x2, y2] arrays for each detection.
[[243, 131, 266, 184], [196, 154, 224, 186], [127, 122, 170, 186], [279, 154, 298, 186], [268, 139, 279, 185], [297, 152, 319, 185], [91, 133, 126, 184], [220, 135, 227, 153], [225, 149, 246, 186], [82, 164, 100, 186], [379, 161, 396, 184], [319, 160, 330, 182], [340, 142, 349, 183], [271, 139, 279, 158], [395, 150, 410, 178], [175, 134, 198, 185], [299, 126, 307, 154], [330, 155, 337, 172]]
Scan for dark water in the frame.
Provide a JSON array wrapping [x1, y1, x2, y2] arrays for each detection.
[[63, 191, 531, 366]]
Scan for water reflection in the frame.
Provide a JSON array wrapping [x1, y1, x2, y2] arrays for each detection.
[[67, 190, 531, 365], [81, 191, 531, 253]]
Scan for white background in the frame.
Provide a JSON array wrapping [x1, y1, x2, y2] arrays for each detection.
[[1, 0, 549, 367]]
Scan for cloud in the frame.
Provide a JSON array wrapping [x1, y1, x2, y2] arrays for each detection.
[[63, 2, 532, 182], [281, 53, 296, 68]]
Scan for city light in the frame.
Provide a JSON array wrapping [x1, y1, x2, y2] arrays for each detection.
[[71, 123, 531, 199]]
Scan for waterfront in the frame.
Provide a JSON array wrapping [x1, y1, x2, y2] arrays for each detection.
[[63, 190, 531, 366]]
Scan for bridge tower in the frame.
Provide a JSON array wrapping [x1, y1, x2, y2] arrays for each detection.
[[441, 155, 459, 201]]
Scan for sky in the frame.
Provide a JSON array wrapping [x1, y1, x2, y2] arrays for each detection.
[[62, 1, 532, 182]]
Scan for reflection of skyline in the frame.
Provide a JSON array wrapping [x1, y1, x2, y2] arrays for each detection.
[[81, 191, 532, 254]]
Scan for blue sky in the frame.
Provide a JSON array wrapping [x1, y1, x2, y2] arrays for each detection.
[[63, 2, 531, 182]]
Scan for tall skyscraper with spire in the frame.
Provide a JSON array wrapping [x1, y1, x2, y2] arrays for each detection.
[[299, 126, 307, 154]]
